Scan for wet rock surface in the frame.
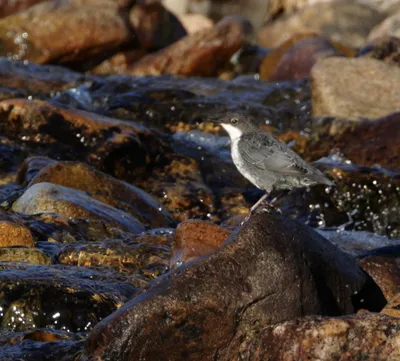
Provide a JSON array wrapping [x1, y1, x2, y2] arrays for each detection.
[[82, 210, 384, 361], [0, 0, 132, 66], [235, 312, 400, 361], [170, 219, 232, 266], [12, 182, 145, 234]]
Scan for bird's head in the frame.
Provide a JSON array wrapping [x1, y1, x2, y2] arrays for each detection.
[[208, 112, 257, 140]]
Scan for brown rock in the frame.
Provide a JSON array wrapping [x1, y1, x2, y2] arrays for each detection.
[[0, 99, 167, 182], [12, 182, 145, 234], [82, 211, 382, 361], [90, 49, 148, 75], [311, 57, 400, 120], [0, 0, 46, 19], [170, 220, 231, 267], [0, 0, 132, 64], [309, 112, 400, 170], [58, 238, 170, 279], [358, 247, 400, 302], [260, 35, 342, 81], [28, 161, 175, 228], [368, 11, 400, 41], [0, 212, 34, 248], [259, 1, 385, 48], [128, 16, 246, 76], [381, 293, 400, 317], [358, 36, 400, 67], [16, 156, 57, 186], [0, 247, 50, 264], [129, 1, 187, 49], [136, 154, 217, 222], [234, 313, 400, 361]]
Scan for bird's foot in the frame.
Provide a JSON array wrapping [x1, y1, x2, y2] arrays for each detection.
[[240, 201, 281, 225], [260, 203, 282, 214]]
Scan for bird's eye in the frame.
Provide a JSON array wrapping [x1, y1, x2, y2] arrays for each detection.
[[231, 118, 238, 124]]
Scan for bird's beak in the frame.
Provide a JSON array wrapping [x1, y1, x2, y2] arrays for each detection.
[[204, 114, 222, 124]]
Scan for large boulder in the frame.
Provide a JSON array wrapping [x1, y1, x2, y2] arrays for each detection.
[[259, 1, 385, 48], [311, 57, 400, 119], [81, 210, 383, 361]]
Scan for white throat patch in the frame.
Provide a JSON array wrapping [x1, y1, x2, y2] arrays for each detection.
[[221, 123, 243, 141]]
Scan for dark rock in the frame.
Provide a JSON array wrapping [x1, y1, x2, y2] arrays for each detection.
[[260, 35, 343, 81], [129, 16, 247, 76], [310, 112, 400, 170], [258, 1, 385, 48], [0, 0, 132, 66], [0, 58, 88, 95], [129, 1, 187, 50], [27, 161, 175, 228], [311, 57, 400, 120], [357, 36, 400, 67], [234, 313, 400, 361], [0, 99, 167, 181], [170, 219, 232, 267], [16, 156, 57, 186], [0, 263, 140, 332], [0, 329, 85, 361], [12, 182, 145, 234], [81, 211, 383, 361]]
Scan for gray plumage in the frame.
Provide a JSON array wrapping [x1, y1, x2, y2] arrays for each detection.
[[211, 112, 333, 211]]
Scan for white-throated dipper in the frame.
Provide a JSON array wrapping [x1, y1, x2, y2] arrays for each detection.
[[210, 112, 334, 214]]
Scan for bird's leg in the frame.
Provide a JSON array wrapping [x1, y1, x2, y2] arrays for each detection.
[[241, 193, 269, 224], [243, 190, 289, 224], [250, 193, 269, 214]]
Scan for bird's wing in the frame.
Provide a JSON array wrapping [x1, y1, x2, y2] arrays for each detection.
[[239, 134, 308, 175]]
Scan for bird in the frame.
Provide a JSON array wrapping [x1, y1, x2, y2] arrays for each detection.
[[209, 112, 334, 215]]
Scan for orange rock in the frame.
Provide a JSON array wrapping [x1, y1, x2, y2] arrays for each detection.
[[129, 16, 246, 76], [359, 252, 400, 302], [381, 293, 400, 317], [170, 220, 232, 267], [90, 49, 148, 75], [0, 214, 34, 248], [0, 0, 132, 64]]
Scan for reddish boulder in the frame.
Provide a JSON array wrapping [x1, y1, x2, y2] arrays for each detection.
[[129, 16, 247, 76], [170, 220, 232, 267]]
